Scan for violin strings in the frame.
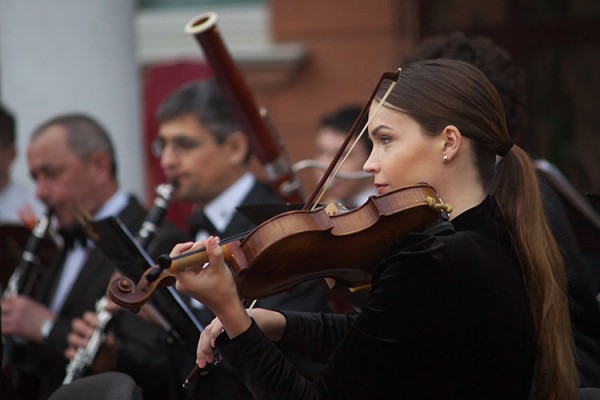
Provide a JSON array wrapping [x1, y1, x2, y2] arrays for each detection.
[[311, 80, 398, 210], [312, 128, 367, 210]]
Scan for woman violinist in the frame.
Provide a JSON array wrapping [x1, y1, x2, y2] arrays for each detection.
[[172, 59, 578, 399]]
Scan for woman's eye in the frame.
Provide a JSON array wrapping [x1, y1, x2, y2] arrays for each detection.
[[380, 135, 392, 144]]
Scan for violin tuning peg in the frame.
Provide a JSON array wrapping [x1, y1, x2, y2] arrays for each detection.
[[156, 254, 172, 270], [146, 267, 162, 283]]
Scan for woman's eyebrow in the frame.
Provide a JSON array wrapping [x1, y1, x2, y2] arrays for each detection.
[[369, 124, 391, 138]]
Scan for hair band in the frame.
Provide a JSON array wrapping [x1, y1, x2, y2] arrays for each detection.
[[496, 138, 514, 157]]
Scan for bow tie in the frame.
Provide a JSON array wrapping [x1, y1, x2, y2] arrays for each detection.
[[187, 211, 219, 237], [58, 226, 89, 249]]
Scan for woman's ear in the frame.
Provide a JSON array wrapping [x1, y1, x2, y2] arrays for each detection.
[[223, 131, 249, 165], [440, 125, 462, 162]]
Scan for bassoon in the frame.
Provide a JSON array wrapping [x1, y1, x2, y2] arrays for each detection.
[[185, 12, 305, 204]]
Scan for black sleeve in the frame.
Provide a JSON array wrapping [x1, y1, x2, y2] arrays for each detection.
[[277, 311, 357, 361], [217, 319, 322, 400], [216, 249, 444, 400]]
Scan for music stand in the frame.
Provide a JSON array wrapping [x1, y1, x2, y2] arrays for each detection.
[[82, 216, 203, 344]]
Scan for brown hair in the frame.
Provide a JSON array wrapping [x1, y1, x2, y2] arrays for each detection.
[[379, 59, 578, 399]]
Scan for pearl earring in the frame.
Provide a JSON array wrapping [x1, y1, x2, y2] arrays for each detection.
[[443, 155, 449, 163]]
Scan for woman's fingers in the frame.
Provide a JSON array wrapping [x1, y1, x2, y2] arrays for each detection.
[[196, 317, 226, 367], [197, 326, 215, 367], [169, 241, 195, 257], [209, 319, 224, 348], [206, 236, 222, 263]]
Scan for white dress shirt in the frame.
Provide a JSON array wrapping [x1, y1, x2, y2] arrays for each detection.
[[193, 172, 255, 241], [190, 173, 255, 310]]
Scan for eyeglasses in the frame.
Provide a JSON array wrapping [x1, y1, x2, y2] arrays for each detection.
[[151, 136, 202, 157]]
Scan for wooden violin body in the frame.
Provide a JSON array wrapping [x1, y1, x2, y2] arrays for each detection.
[[108, 184, 449, 310]]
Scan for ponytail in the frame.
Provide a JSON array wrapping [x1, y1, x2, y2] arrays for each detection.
[[495, 146, 579, 400], [387, 59, 579, 398]]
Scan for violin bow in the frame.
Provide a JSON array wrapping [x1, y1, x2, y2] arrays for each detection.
[[305, 70, 401, 211]]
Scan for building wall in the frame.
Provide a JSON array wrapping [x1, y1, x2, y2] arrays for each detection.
[[0, 0, 145, 202], [240, 0, 419, 194]]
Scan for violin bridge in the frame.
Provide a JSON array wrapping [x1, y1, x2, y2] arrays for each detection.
[[325, 202, 349, 215]]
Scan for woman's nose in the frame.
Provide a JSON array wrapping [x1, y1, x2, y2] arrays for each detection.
[[363, 150, 378, 174]]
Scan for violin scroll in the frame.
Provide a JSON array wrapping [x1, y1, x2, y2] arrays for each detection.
[[108, 241, 247, 311]]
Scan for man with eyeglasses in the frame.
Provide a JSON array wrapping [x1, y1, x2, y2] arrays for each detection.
[[66, 79, 331, 400], [157, 78, 333, 399]]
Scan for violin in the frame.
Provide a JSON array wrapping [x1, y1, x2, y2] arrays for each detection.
[[107, 57, 453, 310], [107, 183, 451, 310]]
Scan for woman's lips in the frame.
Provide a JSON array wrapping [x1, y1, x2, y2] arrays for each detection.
[[374, 184, 388, 194]]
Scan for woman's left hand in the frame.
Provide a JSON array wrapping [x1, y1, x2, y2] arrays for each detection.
[[172, 236, 251, 337]]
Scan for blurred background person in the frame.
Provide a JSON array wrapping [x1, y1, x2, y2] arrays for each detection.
[[309, 105, 377, 312], [156, 79, 331, 399], [0, 104, 43, 225], [67, 79, 332, 400], [154, 78, 330, 318], [312, 105, 376, 209], [1, 113, 182, 400]]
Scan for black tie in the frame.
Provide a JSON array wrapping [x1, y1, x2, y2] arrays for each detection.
[[187, 211, 219, 238], [58, 226, 88, 249]]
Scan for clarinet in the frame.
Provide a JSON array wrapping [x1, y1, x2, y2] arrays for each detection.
[[3, 209, 54, 298], [136, 183, 176, 249], [62, 297, 111, 384], [62, 183, 175, 384]]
